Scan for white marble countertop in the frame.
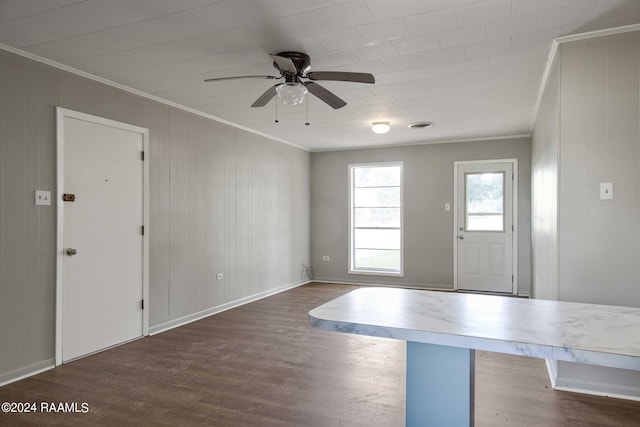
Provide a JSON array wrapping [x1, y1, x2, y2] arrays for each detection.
[[309, 287, 640, 371]]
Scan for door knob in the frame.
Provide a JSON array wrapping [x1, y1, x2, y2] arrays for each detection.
[[66, 248, 78, 256], [459, 226, 464, 231], [458, 235, 464, 240]]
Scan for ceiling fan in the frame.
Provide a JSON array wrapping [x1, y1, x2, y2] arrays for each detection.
[[204, 51, 375, 109]]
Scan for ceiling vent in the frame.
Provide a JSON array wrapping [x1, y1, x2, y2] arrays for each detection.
[[408, 122, 434, 129]]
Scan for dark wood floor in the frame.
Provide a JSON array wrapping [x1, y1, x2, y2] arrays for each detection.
[[1, 283, 639, 426]]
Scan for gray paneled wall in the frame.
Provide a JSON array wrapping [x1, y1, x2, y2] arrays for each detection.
[[0, 48, 310, 383], [531, 51, 560, 301], [0, 52, 59, 383], [556, 32, 640, 398], [310, 138, 532, 295], [531, 31, 640, 398], [559, 32, 640, 307]]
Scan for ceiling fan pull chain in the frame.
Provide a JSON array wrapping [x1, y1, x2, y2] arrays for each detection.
[[275, 97, 279, 123], [305, 95, 310, 126]]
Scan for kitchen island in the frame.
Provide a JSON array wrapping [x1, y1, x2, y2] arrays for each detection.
[[309, 287, 640, 427]]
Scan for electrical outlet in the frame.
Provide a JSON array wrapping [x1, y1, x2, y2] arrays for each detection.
[[216, 273, 224, 280], [322, 256, 330, 261]]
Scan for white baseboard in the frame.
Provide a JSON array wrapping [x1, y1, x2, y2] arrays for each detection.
[[312, 277, 454, 291], [545, 358, 640, 401], [0, 359, 55, 387], [149, 280, 311, 336], [554, 376, 640, 401]]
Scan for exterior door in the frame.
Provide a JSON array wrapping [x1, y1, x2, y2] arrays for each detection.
[[56, 108, 148, 363], [455, 160, 515, 294]]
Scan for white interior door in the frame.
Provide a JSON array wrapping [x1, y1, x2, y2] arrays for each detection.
[[57, 109, 148, 363], [455, 161, 515, 294]]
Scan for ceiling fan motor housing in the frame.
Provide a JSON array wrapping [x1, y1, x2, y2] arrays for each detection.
[[273, 51, 311, 76]]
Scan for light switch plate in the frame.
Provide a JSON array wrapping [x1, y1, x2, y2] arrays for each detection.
[[35, 190, 51, 206], [600, 183, 613, 200]]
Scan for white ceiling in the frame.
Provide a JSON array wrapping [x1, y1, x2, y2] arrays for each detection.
[[1, 0, 640, 150]]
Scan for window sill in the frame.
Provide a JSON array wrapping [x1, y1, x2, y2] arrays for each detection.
[[349, 270, 404, 278]]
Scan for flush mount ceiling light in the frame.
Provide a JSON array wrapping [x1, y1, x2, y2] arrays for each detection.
[[408, 122, 434, 128], [371, 121, 390, 134], [276, 82, 308, 105]]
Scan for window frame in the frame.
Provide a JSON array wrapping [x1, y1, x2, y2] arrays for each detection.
[[348, 161, 404, 277]]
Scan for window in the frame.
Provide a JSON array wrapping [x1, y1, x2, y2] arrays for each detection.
[[465, 172, 504, 231], [349, 162, 403, 275]]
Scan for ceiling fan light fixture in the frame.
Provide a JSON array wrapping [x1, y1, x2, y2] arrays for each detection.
[[371, 121, 390, 134], [276, 82, 308, 105]]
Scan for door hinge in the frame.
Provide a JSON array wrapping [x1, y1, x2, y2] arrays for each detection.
[[141, 225, 145, 235], [141, 299, 144, 310], [512, 275, 514, 283], [512, 225, 514, 231], [141, 151, 145, 161]]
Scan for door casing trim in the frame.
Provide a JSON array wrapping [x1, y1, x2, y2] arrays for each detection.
[[55, 107, 149, 365], [453, 159, 518, 295]]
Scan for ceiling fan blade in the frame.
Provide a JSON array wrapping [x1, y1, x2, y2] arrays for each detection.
[[306, 71, 375, 84], [270, 54, 298, 74], [305, 82, 347, 109], [204, 75, 280, 82], [251, 84, 279, 107]]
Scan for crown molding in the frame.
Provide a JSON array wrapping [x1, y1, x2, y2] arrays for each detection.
[[0, 42, 309, 152], [531, 23, 640, 128], [310, 134, 531, 152]]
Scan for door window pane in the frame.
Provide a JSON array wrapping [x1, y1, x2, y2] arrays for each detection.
[[465, 172, 504, 231]]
